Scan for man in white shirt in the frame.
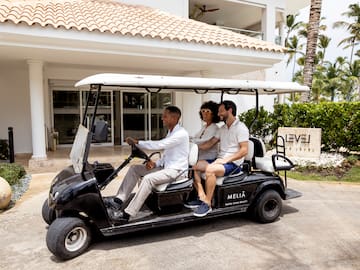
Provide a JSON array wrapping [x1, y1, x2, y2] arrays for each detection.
[[185, 100, 249, 217], [108, 106, 189, 223]]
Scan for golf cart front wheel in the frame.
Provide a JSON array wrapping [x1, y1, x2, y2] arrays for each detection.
[[254, 190, 282, 223], [42, 198, 56, 225], [46, 217, 92, 260]]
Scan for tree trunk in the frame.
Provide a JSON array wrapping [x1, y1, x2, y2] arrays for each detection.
[[301, 0, 322, 102]]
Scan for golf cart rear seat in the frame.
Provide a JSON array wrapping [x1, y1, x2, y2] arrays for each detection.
[[250, 137, 294, 173]]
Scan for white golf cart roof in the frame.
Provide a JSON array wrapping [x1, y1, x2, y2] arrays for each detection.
[[75, 73, 309, 95]]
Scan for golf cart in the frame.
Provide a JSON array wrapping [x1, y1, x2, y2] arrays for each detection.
[[42, 73, 309, 260]]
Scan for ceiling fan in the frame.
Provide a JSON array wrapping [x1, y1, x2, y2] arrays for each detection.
[[190, 4, 220, 20]]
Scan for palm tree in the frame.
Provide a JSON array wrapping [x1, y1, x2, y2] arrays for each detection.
[[341, 59, 360, 101], [333, 3, 360, 64], [322, 57, 346, 101], [317, 34, 331, 64], [286, 36, 305, 79], [285, 14, 303, 47], [302, 0, 322, 102]]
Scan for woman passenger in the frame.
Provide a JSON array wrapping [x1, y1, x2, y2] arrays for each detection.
[[190, 101, 220, 160]]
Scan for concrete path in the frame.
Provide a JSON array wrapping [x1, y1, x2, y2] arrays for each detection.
[[0, 175, 359, 270]]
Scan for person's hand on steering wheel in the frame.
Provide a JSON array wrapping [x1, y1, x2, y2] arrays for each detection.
[[145, 160, 156, 170], [126, 137, 138, 145]]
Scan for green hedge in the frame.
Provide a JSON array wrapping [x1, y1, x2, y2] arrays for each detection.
[[0, 140, 9, 160], [0, 163, 26, 186], [239, 102, 360, 152]]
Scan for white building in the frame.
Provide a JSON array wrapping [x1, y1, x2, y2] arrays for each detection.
[[0, 0, 309, 166]]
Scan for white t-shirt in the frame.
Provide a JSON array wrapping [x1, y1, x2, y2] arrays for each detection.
[[191, 123, 219, 160], [215, 119, 249, 165]]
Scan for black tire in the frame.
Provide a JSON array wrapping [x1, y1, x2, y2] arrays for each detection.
[[253, 190, 282, 223], [46, 217, 92, 260], [42, 198, 56, 225]]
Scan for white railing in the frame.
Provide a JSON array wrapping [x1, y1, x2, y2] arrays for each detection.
[[219, 26, 282, 45], [220, 26, 263, 39]]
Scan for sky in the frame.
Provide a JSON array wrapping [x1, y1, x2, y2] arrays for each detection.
[[284, 0, 359, 80], [296, 0, 358, 63]]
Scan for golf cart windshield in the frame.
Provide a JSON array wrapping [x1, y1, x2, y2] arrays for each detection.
[[70, 124, 90, 173]]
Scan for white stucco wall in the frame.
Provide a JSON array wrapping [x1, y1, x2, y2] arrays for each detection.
[[0, 62, 32, 153], [177, 92, 203, 137]]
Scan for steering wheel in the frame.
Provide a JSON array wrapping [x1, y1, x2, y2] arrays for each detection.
[[130, 143, 150, 161]]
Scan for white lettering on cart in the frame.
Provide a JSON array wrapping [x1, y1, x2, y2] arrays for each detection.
[[227, 191, 246, 200]]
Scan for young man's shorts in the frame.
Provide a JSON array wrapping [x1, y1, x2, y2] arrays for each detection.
[[206, 159, 241, 176]]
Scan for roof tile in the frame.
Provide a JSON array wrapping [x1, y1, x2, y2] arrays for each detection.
[[0, 0, 284, 53]]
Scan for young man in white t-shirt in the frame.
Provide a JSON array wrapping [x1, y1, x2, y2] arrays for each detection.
[[185, 100, 249, 217]]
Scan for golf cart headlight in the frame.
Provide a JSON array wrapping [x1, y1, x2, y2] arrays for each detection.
[[51, 191, 59, 200]]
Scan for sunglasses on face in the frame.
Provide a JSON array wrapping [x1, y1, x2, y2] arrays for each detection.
[[200, 109, 212, 114]]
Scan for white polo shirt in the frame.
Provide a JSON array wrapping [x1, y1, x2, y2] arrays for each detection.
[[138, 124, 189, 172], [215, 119, 249, 165]]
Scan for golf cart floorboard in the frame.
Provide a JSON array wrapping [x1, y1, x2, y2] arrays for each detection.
[[100, 204, 249, 236], [285, 188, 302, 200]]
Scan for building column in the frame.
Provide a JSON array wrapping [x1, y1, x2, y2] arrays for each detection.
[[28, 60, 47, 159], [261, 4, 276, 43], [279, 20, 286, 46]]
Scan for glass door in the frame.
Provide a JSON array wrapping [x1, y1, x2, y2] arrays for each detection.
[[122, 92, 149, 142], [81, 90, 113, 144], [53, 90, 81, 144], [151, 92, 172, 140]]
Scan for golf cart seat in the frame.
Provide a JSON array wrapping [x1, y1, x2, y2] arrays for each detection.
[[146, 143, 198, 214], [214, 139, 254, 185], [250, 137, 294, 173], [153, 142, 198, 192]]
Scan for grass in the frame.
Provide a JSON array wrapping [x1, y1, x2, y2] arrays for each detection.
[[284, 164, 360, 183]]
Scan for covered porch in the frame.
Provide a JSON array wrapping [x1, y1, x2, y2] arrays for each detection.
[[16, 146, 134, 174], [0, 0, 285, 169]]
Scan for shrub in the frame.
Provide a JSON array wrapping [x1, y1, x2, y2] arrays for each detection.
[[0, 163, 26, 186], [0, 140, 9, 160], [346, 155, 359, 165], [238, 106, 272, 139], [238, 102, 360, 152]]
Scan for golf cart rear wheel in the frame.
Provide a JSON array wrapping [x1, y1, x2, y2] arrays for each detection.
[[42, 198, 56, 225], [254, 190, 282, 223], [46, 217, 91, 260]]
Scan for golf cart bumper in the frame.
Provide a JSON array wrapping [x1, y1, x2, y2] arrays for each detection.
[[49, 177, 112, 229]]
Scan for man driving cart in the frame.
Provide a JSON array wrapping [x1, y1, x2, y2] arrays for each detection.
[[106, 105, 189, 223]]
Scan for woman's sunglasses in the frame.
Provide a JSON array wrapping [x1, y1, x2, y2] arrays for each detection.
[[200, 109, 212, 114]]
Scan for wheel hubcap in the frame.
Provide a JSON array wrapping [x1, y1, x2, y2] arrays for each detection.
[[65, 226, 87, 252], [264, 199, 279, 217]]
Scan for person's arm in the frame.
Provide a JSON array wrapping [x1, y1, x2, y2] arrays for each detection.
[[138, 131, 185, 151], [198, 136, 220, 151], [126, 131, 184, 151], [192, 124, 218, 144], [126, 137, 158, 169], [213, 141, 248, 164]]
